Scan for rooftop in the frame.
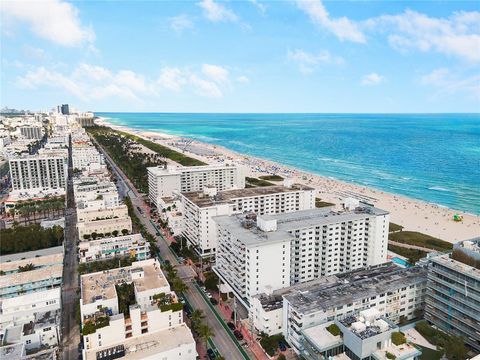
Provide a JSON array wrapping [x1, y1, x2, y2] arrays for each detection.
[[84, 323, 196, 360], [0, 251, 64, 274], [183, 184, 314, 208], [81, 259, 168, 305], [148, 163, 238, 176], [284, 263, 427, 314], [214, 204, 388, 247]]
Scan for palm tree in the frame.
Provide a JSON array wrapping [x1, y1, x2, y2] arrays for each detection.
[[172, 278, 188, 294], [197, 324, 214, 349], [190, 309, 205, 330]]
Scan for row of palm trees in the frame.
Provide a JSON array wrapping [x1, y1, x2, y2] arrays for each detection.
[[10, 196, 65, 224]]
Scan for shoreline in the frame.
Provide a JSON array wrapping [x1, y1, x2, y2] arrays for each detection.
[[96, 116, 480, 244]]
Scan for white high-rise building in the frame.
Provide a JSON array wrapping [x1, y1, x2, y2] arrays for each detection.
[[9, 155, 67, 192], [147, 164, 245, 207], [20, 125, 44, 140], [181, 182, 315, 256], [213, 203, 389, 308]]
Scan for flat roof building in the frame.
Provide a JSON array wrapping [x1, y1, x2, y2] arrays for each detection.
[[213, 203, 389, 308], [425, 238, 480, 352], [148, 163, 245, 208], [182, 182, 315, 256]]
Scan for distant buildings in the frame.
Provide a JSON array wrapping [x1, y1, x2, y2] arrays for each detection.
[[0, 246, 64, 354], [181, 181, 315, 256], [60, 104, 70, 115], [20, 125, 44, 140], [79, 258, 197, 360], [214, 201, 389, 308], [425, 238, 480, 352], [148, 163, 245, 207]]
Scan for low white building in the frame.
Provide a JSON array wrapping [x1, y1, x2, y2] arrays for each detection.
[[72, 147, 104, 171], [181, 182, 315, 256], [214, 203, 389, 308], [0, 247, 64, 354], [281, 264, 427, 354], [80, 258, 196, 360], [77, 205, 132, 239], [78, 234, 150, 263], [148, 163, 245, 207], [300, 308, 422, 360]]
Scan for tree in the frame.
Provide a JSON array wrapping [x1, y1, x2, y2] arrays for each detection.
[[391, 332, 406, 346], [91, 232, 98, 240], [278, 355, 286, 360], [121, 229, 129, 236], [197, 323, 214, 348], [18, 263, 35, 272], [172, 278, 188, 294], [444, 336, 468, 360], [52, 225, 64, 245], [190, 309, 205, 332], [112, 230, 119, 237]]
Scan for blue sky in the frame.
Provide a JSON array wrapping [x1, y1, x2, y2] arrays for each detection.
[[1, 0, 479, 112]]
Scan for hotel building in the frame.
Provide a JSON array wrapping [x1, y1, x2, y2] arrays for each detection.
[[9, 154, 67, 192], [147, 164, 245, 207], [77, 205, 132, 239], [181, 181, 315, 256], [213, 202, 389, 308]]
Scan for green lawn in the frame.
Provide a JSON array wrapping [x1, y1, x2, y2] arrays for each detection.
[[416, 345, 443, 360], [259, 175, 284, 181], [246, 177, 274, 187], [389, 231, 452, 252], [315, 198, 335, 208], [389, 222, 404, 232]]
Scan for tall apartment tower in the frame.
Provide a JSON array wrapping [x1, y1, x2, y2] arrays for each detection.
[[425, 238, 480, 352], [9, 155, 68, 191], [213, 203, 389, 308], [61, 104, 70, 115]]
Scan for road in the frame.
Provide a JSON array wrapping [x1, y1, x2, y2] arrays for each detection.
[[92, 137, 248, 360], [61, 135, 80, 360]]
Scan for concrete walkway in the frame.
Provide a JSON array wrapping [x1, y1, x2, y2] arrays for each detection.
[[403, 328, 437, 350], [388, 240, 437, 253]]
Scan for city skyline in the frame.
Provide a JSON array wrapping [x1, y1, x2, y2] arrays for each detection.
[[1, 0, 479, 113]]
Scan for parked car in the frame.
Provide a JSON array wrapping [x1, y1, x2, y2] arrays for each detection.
[[279, 342, 287, 351], [227, 322, 236, 331], [207, 349, 216, 360], [210, 298, 218, 305], [233, 330, 244, 340]]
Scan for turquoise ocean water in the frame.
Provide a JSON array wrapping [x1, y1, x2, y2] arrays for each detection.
[[97, 113, 480, 215]]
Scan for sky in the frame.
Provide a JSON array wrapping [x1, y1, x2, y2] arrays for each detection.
[[1, 0, 479, 113]]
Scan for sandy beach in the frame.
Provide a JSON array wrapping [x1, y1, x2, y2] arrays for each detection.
[[97, 117, 480, 244]]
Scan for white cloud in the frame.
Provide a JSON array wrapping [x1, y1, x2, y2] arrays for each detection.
[[288, 49, 344, 74], [158, 67, 187, 92], [197, 0, 238, 23], [368, 10, 480, 63], [361, 73, 385, 86], [202, 64, 229, 83], [17, 64, 154, 102], [295, 0, 366, 43], [421, 68, 480, 99], [236, 76, 250, 83], [169, 14, 194, 33], [190, 74, 223, 98], [1, 0, 94, 47], [249, 0, 267, 14]]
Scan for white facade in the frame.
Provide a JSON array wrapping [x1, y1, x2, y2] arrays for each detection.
[[20, 126, 44, 140], [9, 155, 67, 192], [281, 264, 427, 354], [148, 164, 245, 207], [182, 183, 315, 256], [72, 147, 104, 170], [77, 205, 132, 239], [78, 234, 150, 263], [214, 204, 389, 308], [80, 259, 196, 360]]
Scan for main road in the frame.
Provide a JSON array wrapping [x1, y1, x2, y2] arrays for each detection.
[[92, 137, 249, 360], [61, 135, 80, 360]]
